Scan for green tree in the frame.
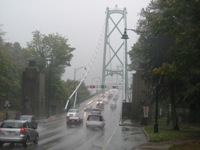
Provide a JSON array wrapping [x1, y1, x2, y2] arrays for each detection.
[[130, 0, 200, 128], [26, 30, 75, 111], [0, 33, 23, 109], [152, 0, 200, 123]]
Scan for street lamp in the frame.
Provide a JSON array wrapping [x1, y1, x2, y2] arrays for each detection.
[[73, 66, 86, 108], [74, 66, 86, 83], [122, 28, 159, 133], [47, 59, 52, 117], [121, 28, 130, 102]]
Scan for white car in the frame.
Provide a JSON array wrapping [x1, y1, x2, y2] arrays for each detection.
[[66, 109, 78, 118], [96, 98, 104, 104], [86, 114, 105, 129]]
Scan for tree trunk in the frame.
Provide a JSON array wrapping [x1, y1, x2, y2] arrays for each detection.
[[170, 83, 179, 130]]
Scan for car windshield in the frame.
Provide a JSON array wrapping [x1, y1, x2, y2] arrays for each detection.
[[20, 117, 31, 121], [68, 109, 77, 112], [88, 116, 100, 121], [69, 116, 78, 120], [1, 122, 23, 128]]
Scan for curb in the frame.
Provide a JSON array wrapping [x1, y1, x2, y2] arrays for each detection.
[[141, 127, 149, 141]]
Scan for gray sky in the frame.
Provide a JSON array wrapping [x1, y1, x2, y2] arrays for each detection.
[[0, 0, 150, 85]]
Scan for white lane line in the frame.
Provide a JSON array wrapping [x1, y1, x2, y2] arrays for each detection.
[[86, 100, 94, 105], [103, 125, 117, 150]]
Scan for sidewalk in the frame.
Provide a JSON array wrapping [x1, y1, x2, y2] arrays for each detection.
[[119, 119, 172, 150]]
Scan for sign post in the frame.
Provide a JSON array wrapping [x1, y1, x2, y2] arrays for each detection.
[[4, 100, 11, 120]]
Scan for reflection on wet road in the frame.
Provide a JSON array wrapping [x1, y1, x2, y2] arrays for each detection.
[[1, 92, 147, 150]]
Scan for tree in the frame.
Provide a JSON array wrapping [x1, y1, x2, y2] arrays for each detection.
[[153, 0, 200, 123], [0, 32, 23, 109], [130, 0, 200, 128], [26, 30, 75, 110]]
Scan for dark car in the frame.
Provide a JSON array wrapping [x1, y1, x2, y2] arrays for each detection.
[[66, 116, 83, 127], [96, 103, 104, 110], [0, 120, 39, 148], [20, 115, 38, 129]]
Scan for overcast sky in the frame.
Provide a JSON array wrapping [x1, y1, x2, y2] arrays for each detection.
[[0, 0, 150, 85]]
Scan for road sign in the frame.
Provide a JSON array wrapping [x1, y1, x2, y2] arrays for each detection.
[[4, 100, 11, 108], [143, 106, 149, 112]]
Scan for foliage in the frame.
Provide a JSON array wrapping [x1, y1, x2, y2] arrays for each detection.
[[27, 30, 74, 74], [0, 34, 24, 109], [26, 30, 75, 107], [155, 0, 200, 105], [0, 28, 79, 112], [129, 0, 200, 128]]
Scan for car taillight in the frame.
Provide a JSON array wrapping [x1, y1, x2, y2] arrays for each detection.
[[67, 119, 70, 123], [76, 119, 79, 122], [20, 128, 26, 133]]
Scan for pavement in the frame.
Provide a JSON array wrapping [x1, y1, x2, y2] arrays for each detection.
[[119, 119, 172, 150], [1, 109, 172, 150]]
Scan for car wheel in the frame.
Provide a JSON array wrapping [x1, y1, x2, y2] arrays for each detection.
[[23, 137, 29, 148], [33, 134, 39, 144]]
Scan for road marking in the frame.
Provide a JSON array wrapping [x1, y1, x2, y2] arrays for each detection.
[[43, 142, 57, 149], [103, 125, 117, 150], [86, 100, 94, 105]]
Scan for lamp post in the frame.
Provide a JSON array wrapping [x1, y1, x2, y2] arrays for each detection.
[[74, 66, 86, 83], [121, 28, 129, 102], [122, 28, 159, 133], [47, 59, 52, 117], [73, 66, 86, 108]]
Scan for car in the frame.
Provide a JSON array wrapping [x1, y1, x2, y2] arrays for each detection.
[[19, 115, 38, 129], [0, 120, 39, 148], [90, 108, 102, 115], [84, 105, 93, 112], [66, 108, 78, 118], [96, 98, 104, 105], [86, 114, 105, 129], [96, 103, 104, 109], [66, 116, 83, 127]]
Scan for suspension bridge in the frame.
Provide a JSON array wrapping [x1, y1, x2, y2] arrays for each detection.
[[65, 6, 131, 110]]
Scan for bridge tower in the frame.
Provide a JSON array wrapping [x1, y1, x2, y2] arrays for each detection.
[[101, 6, 128, 98]]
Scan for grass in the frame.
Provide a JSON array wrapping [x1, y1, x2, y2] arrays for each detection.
[[169, 140, 200, 150], [143, 119, 200, 150]]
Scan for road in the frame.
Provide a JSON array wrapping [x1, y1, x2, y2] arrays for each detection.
[[2, 90, 148, 150]]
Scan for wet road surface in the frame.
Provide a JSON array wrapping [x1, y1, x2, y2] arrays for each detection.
[[1, 92, 147, 150]]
